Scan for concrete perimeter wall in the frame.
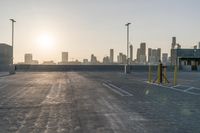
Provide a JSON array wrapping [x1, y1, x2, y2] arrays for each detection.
[[0, 65, 9, 71], [15, 65, 174, 72]]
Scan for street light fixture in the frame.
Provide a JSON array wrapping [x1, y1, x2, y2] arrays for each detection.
[[10, 19, 16, 65], [125, 22, 131, 73]]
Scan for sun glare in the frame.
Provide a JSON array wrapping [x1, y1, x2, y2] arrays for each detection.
[[37, 33, 55, 50]]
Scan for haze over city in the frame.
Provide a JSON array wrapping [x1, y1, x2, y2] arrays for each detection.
[[0, 0, 200, 63]]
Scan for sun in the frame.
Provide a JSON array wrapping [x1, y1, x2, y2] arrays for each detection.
[[36, 33, 55, 50]]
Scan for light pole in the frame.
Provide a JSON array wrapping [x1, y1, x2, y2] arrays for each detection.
[[10, 19, 16, 65], [9, 19, 16, 74], [125, 22, 131, 73]]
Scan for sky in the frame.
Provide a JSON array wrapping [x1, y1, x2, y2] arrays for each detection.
[[0, 0, 200, 63]]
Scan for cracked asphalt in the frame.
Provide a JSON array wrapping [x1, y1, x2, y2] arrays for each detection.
[[0, 72, 200, 133]]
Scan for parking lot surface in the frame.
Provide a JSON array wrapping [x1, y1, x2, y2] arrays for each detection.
[[0, 72, 199, 133]]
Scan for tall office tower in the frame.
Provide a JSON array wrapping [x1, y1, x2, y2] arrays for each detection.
[[172, 37, 176, 49], [62, 52, 68, 63], [162, 53, 168, 65], [139, 42, 147, 63], [117, 53, 126, 64], [91, 54, 97, 64], [103, 56, 110, 64], [148, 48, 152, 63], [136, 48, 140, 62], [110, 49, 114, 63], [157, 48, 161, 61], [140, 43, 146, 55], [130, 45, 133, 62], [24, 53, 32, 64], [148, 48, 161, 65], [171, 37, 177, 65], [117, 53, 122, 63], [151, 49, 157, 64], [122, 54, 127, 64]]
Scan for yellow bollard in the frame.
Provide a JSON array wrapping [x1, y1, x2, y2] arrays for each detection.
[[164, 67, 167, 84], [174, 65, 177, 86], [148, 65, 152, 83]]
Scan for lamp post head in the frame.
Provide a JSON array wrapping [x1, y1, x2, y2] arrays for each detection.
[[125, 23, 131, 26], [10, 19, 16, 22]]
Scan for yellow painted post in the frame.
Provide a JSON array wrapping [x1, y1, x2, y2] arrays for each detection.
[[157, 64, 160, 84], [148, 65, 152, 83], [174, 65, 177, 86]]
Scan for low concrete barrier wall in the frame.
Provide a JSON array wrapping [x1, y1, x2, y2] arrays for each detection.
[[197, 66, 200, 71], [15, 65, 174, 72], [181, 65, 192, 72], [0, 65, 10, 71]]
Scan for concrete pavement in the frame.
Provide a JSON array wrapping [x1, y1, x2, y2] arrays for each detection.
[[0, 72, 199, 133]]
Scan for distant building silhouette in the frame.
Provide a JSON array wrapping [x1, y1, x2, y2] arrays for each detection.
[[103, 56, 110, 64], [67, 60, 81, 65], [91, 54, 97, 64], [136, 48, 140, 63], [139, 42, 146, 64], [24, 53, 38, 64], [140, 43, 146, 56], [58, 52, 69, 65], [157, 48, 161, 62], [62, 52, 68, 63], [43, 60, 56, 65], [148, 48, 152, 63], [162, 53, 168, 65], [117, 53, 126, 64], [136, 43, 147, 64], [0, 43, 12, 65], [171, 37, 181, 65], [83, 59, 89, 65], [199, 42, 200, 49], [148, 48, 161, 65], [24, 53, 32, 64], [171, 37, 176, 49], [109, 49, 114, 63], [32, 60, 39, 64]]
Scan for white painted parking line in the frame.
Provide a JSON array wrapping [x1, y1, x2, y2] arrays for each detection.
[[172, 85, 181, 88], [102, 83, 133, 97], [107, 83, 133, 96], [192, 87, 200, 90], [145, 81, 200, 96], [184, 87, 195, 92], [102, 83, 125, 96], [184, 91, 200, 95], [169, 86, 200, 95]]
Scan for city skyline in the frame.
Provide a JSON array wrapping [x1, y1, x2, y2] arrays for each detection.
[[1, 0, 200, 63], [3, 36, 200, 64], [19, 36, 196, 65]]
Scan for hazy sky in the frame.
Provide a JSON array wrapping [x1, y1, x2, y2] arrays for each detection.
[[0, 0, 200, 63]]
